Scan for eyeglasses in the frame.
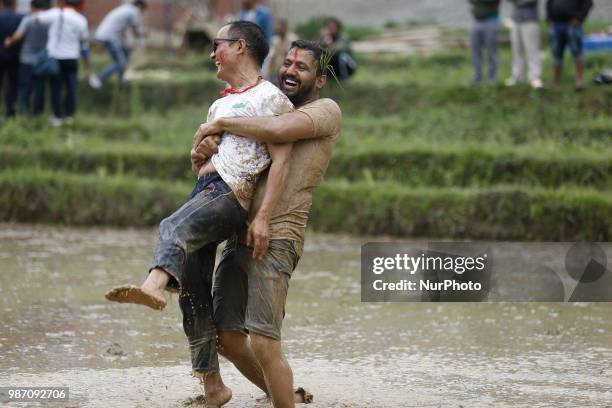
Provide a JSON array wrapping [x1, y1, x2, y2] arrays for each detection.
[[212, 38, 240, 52]]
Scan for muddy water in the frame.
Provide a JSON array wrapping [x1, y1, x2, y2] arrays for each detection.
[[0, 225, 611, 407]]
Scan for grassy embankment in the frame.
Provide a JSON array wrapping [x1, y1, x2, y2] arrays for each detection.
[[0, 46, 610, 240]]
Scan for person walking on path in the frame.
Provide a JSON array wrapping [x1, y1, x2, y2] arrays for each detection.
[[505, 0, 543, 89], [469, 0, 501, 84], [546, 0, 593, 90], [89, 0, 147, 89]]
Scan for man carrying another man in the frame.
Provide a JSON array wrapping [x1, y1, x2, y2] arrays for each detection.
[[106, 21, 297, 407], [193, 39, 342, 408]]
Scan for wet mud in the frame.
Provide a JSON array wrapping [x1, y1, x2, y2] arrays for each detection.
[[0, 225, 611, 407]]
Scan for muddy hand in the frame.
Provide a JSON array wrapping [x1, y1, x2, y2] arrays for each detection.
[[247, 215, 269, 259], [196, 135, 221, 159]]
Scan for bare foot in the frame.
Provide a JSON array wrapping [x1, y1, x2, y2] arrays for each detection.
[[294, 387, 313, 404], [204, 385, 232, 407], [105, 284, 166, 310]]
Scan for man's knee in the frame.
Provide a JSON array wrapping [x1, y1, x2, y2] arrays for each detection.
[[217, 330, 248, 359], [158, 215, 184, 245], [250, 333, 281, 364]]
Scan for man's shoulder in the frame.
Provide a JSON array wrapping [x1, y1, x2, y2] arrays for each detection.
[[256, 80, 287, 97], [247, 80, 293, 114], [66, 9, 87, 25], [300, 98, 341, 115], [20, 14, 33, 25], [297, 98, 342, 123], [298, 98, 342, 137]]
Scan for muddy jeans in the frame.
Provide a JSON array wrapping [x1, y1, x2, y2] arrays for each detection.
[[150, 172, 247, 375]]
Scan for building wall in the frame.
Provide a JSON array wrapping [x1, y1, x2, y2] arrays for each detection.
[[85, 0, 122, 27]]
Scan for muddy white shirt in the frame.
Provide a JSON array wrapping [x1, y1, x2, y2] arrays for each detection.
[[209, 80, 293, 210]]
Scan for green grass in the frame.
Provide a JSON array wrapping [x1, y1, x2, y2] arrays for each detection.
[[1, 143, 609, 189], [1, 44, 611, 240], [1, 169, 609, 241]]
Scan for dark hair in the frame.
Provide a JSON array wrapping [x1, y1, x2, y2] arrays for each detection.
[[326, 17, 343, 30], [31, 0, 50, 10], [290, 39, 325, 76], [226, 21, 269, 68], [2, 0, 15, 8], [133, 0, 147, 8], [63, 0, 81, 6]]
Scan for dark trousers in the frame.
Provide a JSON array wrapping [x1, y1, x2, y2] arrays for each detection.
[[330, 51, 357, 80], [18, 63, 46, 116], [50, 59, 78, 118], [149, 173, 247, 375], [98, 40, 131, 83], [0, 59, 19, 118]]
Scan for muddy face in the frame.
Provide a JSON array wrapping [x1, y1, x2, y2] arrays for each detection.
[[278, 48, 319, 105], [210, 25, 240, 82]]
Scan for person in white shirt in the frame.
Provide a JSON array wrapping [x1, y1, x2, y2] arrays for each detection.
[[37, 0, 89, 126], [105, 21, 294, 406], [89, 0, 147, 89]]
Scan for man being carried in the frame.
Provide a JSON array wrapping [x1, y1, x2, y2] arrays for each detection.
[[193, 40, 342, 408], [106, 21, 294, 407], [89, 0, 147, 89]]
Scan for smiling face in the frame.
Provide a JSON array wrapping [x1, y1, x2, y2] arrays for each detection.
[[278, 47, 325, 106], [210, 25, 241, 82]]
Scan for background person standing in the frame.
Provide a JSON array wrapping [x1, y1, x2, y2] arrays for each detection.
[[468, 0, 501, 84], [239, 0, 273, 75], [38, 0, 89, 126], [4, 0, 51, 116], [265, 19, 297, 83], [238, 0, 273, 44], [319, 17, 357, 80], [0, 0, 23, 118], [506, 0, 543, 89], [546, 0, 593, 90], [89, 0, 147, 89]]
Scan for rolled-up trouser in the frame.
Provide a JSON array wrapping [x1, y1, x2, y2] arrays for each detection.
[[150, 172, 247, 375], [550, 22, 584, 67]]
